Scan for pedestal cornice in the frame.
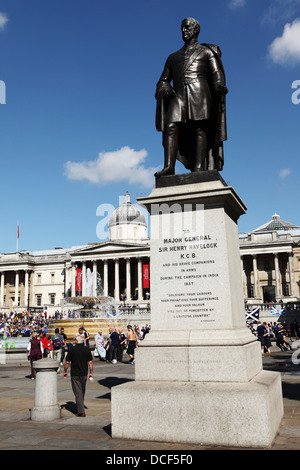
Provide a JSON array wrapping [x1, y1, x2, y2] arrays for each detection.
[[137, 177, 247, 223]]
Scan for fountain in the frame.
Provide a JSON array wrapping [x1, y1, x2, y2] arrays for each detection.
[[61, 295, 120, 320], [86, 268, 93, 297], [47, 271, 127, 341], [60, 268, 123, 319]]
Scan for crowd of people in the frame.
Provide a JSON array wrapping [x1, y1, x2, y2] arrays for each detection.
[[247, 320, 297, 353], [18, 319, 151, 378], [93, 324, 150, 365], [0, 311, 150, 377], [24, 322, 151, 417], [0, 312, 50, 338]]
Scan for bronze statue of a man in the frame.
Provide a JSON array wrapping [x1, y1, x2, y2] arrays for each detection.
[[155, 18, 228, 177]]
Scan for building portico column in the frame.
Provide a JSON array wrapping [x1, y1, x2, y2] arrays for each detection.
[[0, 272, 4, 306], [71, 264, 76, 297], [24, 270, 29, 309], [103, 260, 108, 297], [274, 253, 281, 298], [252, 255, 259, 298], [240, 256, 246, 298], [82, 261, 86, 296], [64, 267, 68, 298], [138, 258, 143, 301], [14, 271, 19, 307], [114, 259, 120, 301], [93, 261, 97, 297], [288, 253, 296, 297], [126, 258, 131, 300]]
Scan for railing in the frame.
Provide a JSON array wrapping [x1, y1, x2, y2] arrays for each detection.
[[53, 306, 151, 320], [245, 302, 300, 312], [118, 307, 151, 316]]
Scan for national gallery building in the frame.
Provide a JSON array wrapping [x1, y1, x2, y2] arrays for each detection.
[[0, 192, 300, 314]]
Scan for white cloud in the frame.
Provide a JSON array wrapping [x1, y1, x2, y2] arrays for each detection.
[[279, 168, 291, 179], [0, 13, 8, 30], [229, 0, 246, 9], [64, 146, 158, 188], [269, 19, 300, 65]]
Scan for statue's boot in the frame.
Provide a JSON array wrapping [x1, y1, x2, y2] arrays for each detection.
[[193, 125, 208, 172], [155, 124, 178, 178], [155, 165, 175, 177]]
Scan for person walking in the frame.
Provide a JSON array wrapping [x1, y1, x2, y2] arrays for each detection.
[[263, 322, 272, 354], [40, 331, 51, 358], [257, 322, 271, 354], [276, 323, 291, 352], [63, 335, 93, 417], [82, 327, 90, 348], [59, 327, 67, 366], [108, 328, 119, 364], [126, 325, 138, 364], [76, 327, 90, 347], [117, 328, 126, 363], [94, 330, 106, 361], [27, 332, 43, 379], [50, 328, 65, 372]]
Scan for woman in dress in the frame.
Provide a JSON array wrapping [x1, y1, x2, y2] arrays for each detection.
[[27, 332, 43, 379], [94, 330, 106, 361]]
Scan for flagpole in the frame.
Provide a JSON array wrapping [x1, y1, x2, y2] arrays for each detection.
[[16, 222, 19, 253]]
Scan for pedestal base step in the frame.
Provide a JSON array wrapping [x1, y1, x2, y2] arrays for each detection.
[[111, 370, 283, 449]]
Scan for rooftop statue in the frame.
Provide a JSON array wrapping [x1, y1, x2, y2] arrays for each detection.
[[155, 18, 228, 178]]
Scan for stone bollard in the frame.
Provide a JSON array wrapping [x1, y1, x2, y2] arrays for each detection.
[[30, 357, 61, 421]]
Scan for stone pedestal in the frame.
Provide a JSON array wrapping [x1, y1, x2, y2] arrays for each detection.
[[111, 176, 283, 449], [30, 358, 61, 421]]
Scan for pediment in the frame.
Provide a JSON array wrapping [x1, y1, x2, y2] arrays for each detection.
[[70, 241, 150, 257]]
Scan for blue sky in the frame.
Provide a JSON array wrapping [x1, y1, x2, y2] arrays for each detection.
[[0, 0, 300, 252]]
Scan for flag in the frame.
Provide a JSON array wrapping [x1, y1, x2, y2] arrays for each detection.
[[76, 269, 82, 293], [270, 305, 286, 316], [143, 264, 150, 289], [245, 307, 260, 323]]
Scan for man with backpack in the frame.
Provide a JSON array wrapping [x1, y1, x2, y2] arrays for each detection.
[[51, 328, 65, 371]]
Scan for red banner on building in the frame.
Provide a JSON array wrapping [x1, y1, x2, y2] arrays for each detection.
[[76, 268, 82, 293], [143, 264, 150, 289]]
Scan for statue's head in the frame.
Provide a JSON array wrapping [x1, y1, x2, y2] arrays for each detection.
[[181, 18, 200, 43]]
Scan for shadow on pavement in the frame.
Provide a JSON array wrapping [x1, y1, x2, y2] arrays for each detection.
[[60, 401, 78, 415], [98, 376, 133, 389], [282, 381, 300, 401], [103, 423, 112, 437], [95, 376, 134, 402]]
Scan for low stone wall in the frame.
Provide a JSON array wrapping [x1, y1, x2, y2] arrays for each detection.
[[47, 314, 151, 341], [0, 348, 29, 366], [0, 337, 30, 366]]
